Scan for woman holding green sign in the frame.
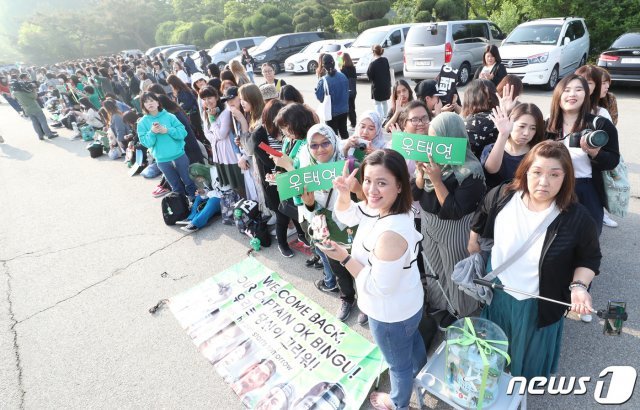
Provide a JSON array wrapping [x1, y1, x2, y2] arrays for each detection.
[[411, 111, 486, 318], [270, 103, 318, 258], [300, 124, 363, 324]]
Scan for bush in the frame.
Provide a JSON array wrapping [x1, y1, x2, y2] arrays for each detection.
[[331, 9, 359, 34], [358, 18, 389, 32], [351, 0, 391, 21], [434, 0, 465, 21], [204, 24, 225, 47], [155, 21, 178, 45]]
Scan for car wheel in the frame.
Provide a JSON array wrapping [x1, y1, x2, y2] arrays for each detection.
[[545, 65, 559, 91], [457, 62, 471, 86], [269, 62, 280, 75], [217, 62, 226, 72], [579, 54, 586, 68], [307, 60, 318, 74]]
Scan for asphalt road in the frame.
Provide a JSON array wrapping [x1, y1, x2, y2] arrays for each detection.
[[0, 73, 638, 409]]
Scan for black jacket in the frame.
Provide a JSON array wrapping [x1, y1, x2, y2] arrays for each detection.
[[249, 126, 280, 210], [366, 57, 391, 101], [341, 66, 357, 97], [546, 114, 620, 210], [473, 62, 507, 86], [471, 185, 601, 328], [412, 174, 485, 220]]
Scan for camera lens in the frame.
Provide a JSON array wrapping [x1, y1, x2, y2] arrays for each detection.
[[585, 130, 609, 149]]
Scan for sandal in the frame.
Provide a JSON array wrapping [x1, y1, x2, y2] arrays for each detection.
[[369, 391, 394, 410]]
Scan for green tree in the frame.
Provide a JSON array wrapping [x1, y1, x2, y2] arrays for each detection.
[[331, 9, 359, 34], [243, 5, 293, 37], [434, 0, 465, 20], [351, 0, 390, 32], [292, 3, 334, 32], [391, 0, 416, 23], [156, 21, 179, 45], [204, 24, 226, 47], [414, 0, 436, 22]]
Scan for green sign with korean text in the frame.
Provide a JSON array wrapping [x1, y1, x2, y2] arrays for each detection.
[[391, 132, 468, 164], [275, 161, 345, 201]]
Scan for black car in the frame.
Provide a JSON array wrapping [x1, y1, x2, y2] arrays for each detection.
[[251, 31, 330, 74], [597, 32, 640, 82]]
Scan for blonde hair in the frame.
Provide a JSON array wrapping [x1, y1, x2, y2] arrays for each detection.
[[230, 60, 251, 86]]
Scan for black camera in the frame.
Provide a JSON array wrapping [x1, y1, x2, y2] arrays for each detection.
[[568, 129, 609, 149]]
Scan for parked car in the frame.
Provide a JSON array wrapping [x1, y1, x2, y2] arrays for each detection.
[[284, 39, 353, 74], [121, 49, 144, 58], [198, 37, 266, 72], [348, 23, 414, 77], [245, 31, 331, 74], [145, 44, 184, 58], [403, 20, 505, 85], [598, 32, 640, 83], [161, 45, 197, 60], [167, 49, 198, 62], [499, 18, 589, 90]]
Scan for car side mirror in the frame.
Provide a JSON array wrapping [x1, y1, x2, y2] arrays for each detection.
[[383, 39, 391, 48], [563, 37, 571, 46]]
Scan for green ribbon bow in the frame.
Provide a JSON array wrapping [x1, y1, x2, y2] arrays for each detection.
[[446, 318, 511, 410]]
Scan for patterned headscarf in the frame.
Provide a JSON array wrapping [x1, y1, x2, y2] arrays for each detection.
[[422, 112, 485, 192], [355, 110, 386, 149], [306, 123, 344, 165]]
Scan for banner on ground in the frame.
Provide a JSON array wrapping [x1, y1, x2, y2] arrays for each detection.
[[391, 131, 467, 164], [275, 161, 344, 201], [169, 257, 385, 409]]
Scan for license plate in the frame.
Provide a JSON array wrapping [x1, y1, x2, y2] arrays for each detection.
[[622, 57, 640, 64], [415, 60, 432, 66]]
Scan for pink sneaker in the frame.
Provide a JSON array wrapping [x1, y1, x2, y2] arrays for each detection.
[[152, 186, 170, 198]]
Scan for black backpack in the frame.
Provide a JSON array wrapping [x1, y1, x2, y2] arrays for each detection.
[[87, 142, 104, 158], [246, 216, 272, 247], [162, 193, 190, 225]]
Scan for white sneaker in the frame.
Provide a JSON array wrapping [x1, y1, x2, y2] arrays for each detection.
[[603, 213, 618, 228], [580, 314, 592, 323]]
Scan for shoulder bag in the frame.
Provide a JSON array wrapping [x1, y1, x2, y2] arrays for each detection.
[[317, 77, 332, 122]]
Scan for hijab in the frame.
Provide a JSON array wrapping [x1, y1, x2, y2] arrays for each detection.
[[306, 123, 343, 165], [422, 112, 485, 192], [355, 110, 386, 149]]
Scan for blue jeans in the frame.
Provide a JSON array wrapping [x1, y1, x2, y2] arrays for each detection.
[[156, 153, 197, 197], [315, 248, 336, 288], [374, 100, 388, 119], [187, 196, 221, 228], [369, 308, 426, 410], [247, 71, 255, 84]]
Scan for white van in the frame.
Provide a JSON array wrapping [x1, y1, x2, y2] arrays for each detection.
[[207, 37, 266, 71], [403, 20, 505, 85], [499, 18, 590, 90], [347, 24, 414, 77]]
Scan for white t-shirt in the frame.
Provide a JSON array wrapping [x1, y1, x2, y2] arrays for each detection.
[[492, 193, 558, 300], [335, 201, 423, 322], [562, 130, 592, 178]]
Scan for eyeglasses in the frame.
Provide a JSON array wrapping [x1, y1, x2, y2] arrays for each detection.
[[407, 116, 430, 126], [527, 171, 565, 181], [309, 141, 332, 150]]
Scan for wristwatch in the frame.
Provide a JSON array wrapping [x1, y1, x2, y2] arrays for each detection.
[[340, 255, 352, 267]]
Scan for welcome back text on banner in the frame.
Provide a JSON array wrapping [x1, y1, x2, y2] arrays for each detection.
[[391, 132, 468, 164], [169, 257, 385, 409]]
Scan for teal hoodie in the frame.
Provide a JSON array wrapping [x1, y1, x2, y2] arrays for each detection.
[[137, 109, 187, 163]]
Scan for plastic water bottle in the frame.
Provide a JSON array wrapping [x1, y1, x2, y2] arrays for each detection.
[[72, 122, 78, 133]]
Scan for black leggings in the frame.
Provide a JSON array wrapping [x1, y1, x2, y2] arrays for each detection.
[[327, 112, 349, 139], [348, 94, 357, 128], [328, 258, 356, 303], [275, 209, 305, 248]]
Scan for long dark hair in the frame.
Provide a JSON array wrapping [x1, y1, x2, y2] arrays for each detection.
[[360, 149, 413, 215], [262, 99, 286, 137], [547, 74, 591, 135], [507, 140, 576, 211], [166, 74, 193, 94], [575, 64, 603, 115], [279, 85, 304, 104], [140, 92, 162, 114], [389, 79, 414, 114], [509, 103, 545, 147], [483, 44, 502, 66], [462, 80, 495, 116]]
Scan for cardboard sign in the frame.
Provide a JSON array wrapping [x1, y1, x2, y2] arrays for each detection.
[[391, 132, 468, 164], [275, 161, 344, 201]]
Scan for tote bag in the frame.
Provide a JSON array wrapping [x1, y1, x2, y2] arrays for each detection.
[[317, 78, 332, 122]]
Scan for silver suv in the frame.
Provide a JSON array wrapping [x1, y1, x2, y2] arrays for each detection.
[[403, 20, 505, 85]]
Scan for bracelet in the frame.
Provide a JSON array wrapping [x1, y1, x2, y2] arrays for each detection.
[[340, 255, 352, 266], [570, 280, 589, 288], [569, 283, 588, 292]]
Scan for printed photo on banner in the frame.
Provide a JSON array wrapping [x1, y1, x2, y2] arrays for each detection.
[[391, 131, 468, 164], [168, 257, 386, 409], [275, 161, 345, 201]]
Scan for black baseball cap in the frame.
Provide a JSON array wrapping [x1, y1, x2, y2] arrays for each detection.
[[415, 80, 446, 99], [220, 86, 239, 101]]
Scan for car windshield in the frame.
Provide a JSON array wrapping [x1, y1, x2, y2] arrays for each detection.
[[611, 33, 640, 49], [504, 25, 561, 45], [209, 42, 228, 54], [252, 36, 278, 54], [321, 44, 340, 52], [351, 31, 386, 48]]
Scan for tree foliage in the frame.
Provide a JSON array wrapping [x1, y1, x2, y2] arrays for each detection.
[[331, 9, 359, 34], [351, 0, 391, 32], [243, 5, 293, 37], [293, 3, 334, 32]]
